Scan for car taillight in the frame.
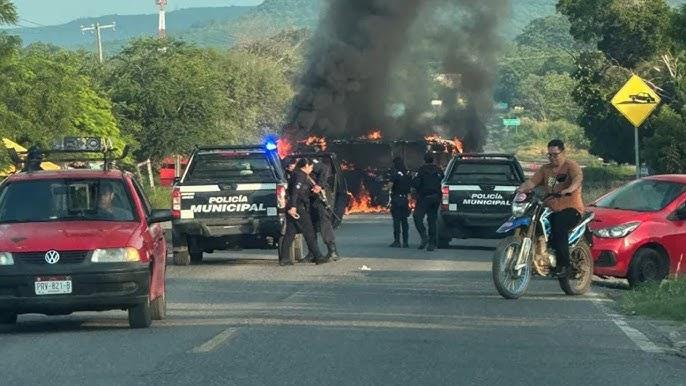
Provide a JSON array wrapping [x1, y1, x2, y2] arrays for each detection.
[[276, 184, 286, 209], [441, 185, 450, 209], [172, 187, 181, 219]]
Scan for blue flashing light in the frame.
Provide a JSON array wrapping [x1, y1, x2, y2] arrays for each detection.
[[264, 134, 279, 151]]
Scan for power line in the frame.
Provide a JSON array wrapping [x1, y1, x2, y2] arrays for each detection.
[[19, 18, 47, 27]]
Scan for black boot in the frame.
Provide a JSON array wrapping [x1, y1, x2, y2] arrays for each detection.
[[326, 243, 340, 261], [402, 240, 409, 248], [418, 239, 428, 250], [389, 241, 401, 248], [315, 255, 331, 265]]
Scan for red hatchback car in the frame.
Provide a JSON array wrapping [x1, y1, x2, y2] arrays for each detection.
[[0, 167, 172, 328], [589, 175, 686, 287]]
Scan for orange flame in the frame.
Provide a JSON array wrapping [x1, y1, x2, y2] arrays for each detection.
[[277, 138, 292, 159], [451, 137, 464, 153], [425, 134, 464, 154], [346, 183, 388, 214], [303, 135, 328, 151], [359, 130, 382, 141]]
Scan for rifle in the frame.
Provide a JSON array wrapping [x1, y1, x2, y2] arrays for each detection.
[[307, 175, 341, 223]]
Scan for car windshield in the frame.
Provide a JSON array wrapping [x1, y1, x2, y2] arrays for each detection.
[[447, 162, 520, 185], [595, 179, 686, 212], [186, 152, 276, 182], [0, 179, 136, 223]]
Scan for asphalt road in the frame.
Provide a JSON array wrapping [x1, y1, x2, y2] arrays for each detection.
[[2, 215, 686, 385]]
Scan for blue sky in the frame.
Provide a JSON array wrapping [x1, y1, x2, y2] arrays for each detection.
[[12, 0, 264, 27]]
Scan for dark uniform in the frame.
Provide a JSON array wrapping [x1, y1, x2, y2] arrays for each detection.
[[311, 161, 338, 259], [413, 162, 444, 251], [389, 167, 412, 247], [279, 169, 325, 265]]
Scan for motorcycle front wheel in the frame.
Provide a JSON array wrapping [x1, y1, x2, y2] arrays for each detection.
[[559, 240, 593, 296], [492, 235, 532, 299]]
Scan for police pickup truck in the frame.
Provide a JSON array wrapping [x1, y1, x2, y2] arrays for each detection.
[[437, 153, 525, 247], [171, 145, 287, 265]]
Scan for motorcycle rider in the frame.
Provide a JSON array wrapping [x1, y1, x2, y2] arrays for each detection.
[[517, 139, 584, 278]]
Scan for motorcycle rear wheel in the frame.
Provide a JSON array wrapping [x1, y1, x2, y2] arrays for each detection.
[[559, 241, 593, 296], [492, 236, 532, 299]]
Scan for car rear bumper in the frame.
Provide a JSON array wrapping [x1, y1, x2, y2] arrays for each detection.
[[0, 265, 149, 315], [173, 216, 284, 248], [438, 211, 511, 239], [592, 236, 636, 278]]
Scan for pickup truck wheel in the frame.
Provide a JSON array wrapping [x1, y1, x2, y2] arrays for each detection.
[[437, 237, 451, 249], [173, 250, 190, 266], [190, 250, 204, 264], [128, 298, 152, 328], [151, 294, 166, 320], [0, 312, 17, 324]]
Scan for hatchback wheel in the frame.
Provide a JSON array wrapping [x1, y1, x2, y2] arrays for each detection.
[[628, 248, 668, 288], [128, 298, 152, 328]]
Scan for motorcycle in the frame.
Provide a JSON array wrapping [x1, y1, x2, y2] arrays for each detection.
[[491, 188, 595, 299]]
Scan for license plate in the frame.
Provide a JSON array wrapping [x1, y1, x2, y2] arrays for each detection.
[[35, 277, 72, 296]]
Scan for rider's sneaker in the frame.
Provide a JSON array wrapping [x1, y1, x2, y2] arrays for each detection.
[[553, 266, 570, 278]]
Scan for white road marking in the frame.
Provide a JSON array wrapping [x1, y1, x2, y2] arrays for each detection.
[[190, 328, 239, 353], [591, 296, 664, 354]]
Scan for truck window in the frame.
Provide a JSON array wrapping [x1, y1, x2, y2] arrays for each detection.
[[186, 152, 277, 183], [447, 162, 520, 185]]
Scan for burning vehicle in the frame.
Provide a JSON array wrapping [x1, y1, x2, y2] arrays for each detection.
[[281, 131, 463, 214]]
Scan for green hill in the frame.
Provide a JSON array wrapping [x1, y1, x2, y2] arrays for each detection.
[[4, 0, 686, 50]]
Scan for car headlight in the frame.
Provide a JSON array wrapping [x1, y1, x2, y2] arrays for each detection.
[[0, 252, 14, 266], [593, 222, 641, 239], [91, 248, 141, 263]]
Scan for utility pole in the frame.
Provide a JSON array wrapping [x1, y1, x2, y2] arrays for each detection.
[[80, 22, 116, 63]]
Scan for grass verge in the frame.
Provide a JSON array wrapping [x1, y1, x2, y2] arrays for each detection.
[[621, 279, 686, 322], [144, 185, 172, 209]]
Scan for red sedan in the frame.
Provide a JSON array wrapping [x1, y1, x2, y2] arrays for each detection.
[[589, 175, 686, 287]]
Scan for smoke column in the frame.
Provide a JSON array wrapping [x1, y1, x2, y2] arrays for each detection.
[[288, 0, 509, 150]]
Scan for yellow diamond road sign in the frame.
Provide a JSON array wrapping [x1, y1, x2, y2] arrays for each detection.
[[611, 74, 661, 128]]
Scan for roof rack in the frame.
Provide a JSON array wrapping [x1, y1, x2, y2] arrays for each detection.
[[8, 137, 129, 172], [454, 153, 516, 160]]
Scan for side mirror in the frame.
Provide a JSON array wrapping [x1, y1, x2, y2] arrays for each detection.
[[148, 209, 173, 224], [674, 205, 686, 221]]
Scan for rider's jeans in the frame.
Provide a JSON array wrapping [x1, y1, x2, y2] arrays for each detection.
[[550, 208, 582, 269]]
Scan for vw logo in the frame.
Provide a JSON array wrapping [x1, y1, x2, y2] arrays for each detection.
[[44, 250, 60, 265]]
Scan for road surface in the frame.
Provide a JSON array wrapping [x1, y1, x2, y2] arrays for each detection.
[[2, 215, 685, 385]]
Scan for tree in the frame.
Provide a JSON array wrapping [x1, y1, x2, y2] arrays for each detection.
[[0, 44, 122, 150], [515, 72, 580, 122], [515, 15, 584, 52], [644, 106, 686, 173], [558, 0, 673, 68], [0, 0, 17, 25], [103, 38, 226, 163], [216, 50, 294, 138]]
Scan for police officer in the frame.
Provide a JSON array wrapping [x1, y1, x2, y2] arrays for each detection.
[[310, 159, 339, 260], [279, 158, 329, 266], [388, 157, 411, 248], [412, 152, 444, 251]]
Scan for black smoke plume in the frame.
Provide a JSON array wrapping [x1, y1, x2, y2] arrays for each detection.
[[288, 0, 508, 151]]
